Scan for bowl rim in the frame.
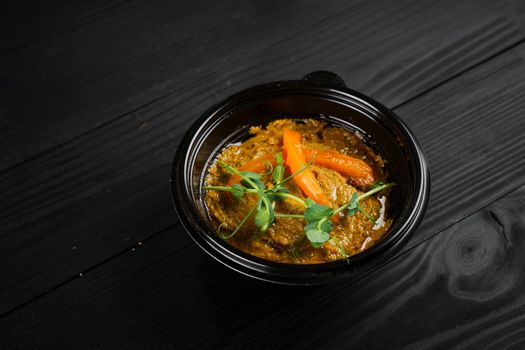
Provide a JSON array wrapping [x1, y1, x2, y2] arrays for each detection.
[[171, 72, 431, 285]]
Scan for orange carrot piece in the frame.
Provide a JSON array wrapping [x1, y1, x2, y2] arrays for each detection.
[[303, 148, 374, 187], [282, 129, 330, 206], [226, 153, 277, 186]]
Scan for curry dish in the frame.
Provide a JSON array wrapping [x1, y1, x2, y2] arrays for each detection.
[[204, 118, 394, 264]]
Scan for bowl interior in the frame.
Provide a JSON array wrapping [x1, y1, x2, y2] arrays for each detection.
[[187, 93, 414, 230]]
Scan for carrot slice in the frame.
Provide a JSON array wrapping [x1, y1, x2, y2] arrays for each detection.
[[282, 129, 330, 206], [226, 153, 277, 186], [303, 148, 374, 187]]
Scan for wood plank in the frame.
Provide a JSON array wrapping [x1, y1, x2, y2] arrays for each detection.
[[0, 0, 394, 171], [247, 186, 525, 349], [2, 183, 523, 349], [2, 0, 525, 315], [1, 0, 524, 171]]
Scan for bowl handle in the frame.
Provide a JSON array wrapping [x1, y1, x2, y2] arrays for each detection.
[[302, 71, 346, 88]]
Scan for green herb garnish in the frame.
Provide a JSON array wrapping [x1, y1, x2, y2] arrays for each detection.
[[204, 156, 395, 250]]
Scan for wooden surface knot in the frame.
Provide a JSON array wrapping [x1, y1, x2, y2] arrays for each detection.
[[442, 204, 521, 302]]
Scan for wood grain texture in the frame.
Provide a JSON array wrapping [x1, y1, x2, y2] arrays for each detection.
[[248, 186, 525, 350], [1, 0, 524, 171], [2, 7, 525, 315], [2, 183, 523, 349]]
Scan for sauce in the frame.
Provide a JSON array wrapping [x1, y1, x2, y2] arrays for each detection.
[[204, 118, 393, 264]]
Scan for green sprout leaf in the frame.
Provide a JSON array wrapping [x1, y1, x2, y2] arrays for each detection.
[[254, 178, 266, 190], [304, 219, 333, 234], [266, 186, 290, 201], [255, 206, 270, 231], [254, 196, 275, 232], [347, 192, 358, 216], [230, 184, 245, 198], [238, 171, 261, 180], [304, 198, 315, 207], [275, 152, 284, 164], [306, 229, 330, 248], [269, 185, 290, 194], [272, 164, 284, 183], [370, 181, 385, 190], [265, 197, 275, 223], [320, 219, 333, 233], [218, 161, 236, 174], [240, 178, 266, 190], [303, 221, 317, 233], [272, 153, 285, 183], [304, 203, 333, 222]]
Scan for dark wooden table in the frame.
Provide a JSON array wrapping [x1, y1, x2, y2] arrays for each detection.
[[2, 1, 525, 348]]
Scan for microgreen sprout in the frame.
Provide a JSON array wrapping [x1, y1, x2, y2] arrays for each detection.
[[203, 155, 395, 252]]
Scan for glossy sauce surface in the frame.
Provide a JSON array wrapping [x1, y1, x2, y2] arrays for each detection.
[[205, 119, 393, 263]]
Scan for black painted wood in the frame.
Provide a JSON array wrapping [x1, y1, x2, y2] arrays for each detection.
[[2, 51, 525, 348], [2, 184, 523, 349], [249, 185, 525, 350], [2, 1, 525, 348], [2, 0, 525, 317], [1, 0, 524, 172]]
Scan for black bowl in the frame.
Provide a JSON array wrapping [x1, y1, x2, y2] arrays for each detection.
[[171, 71, 430, 285]]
